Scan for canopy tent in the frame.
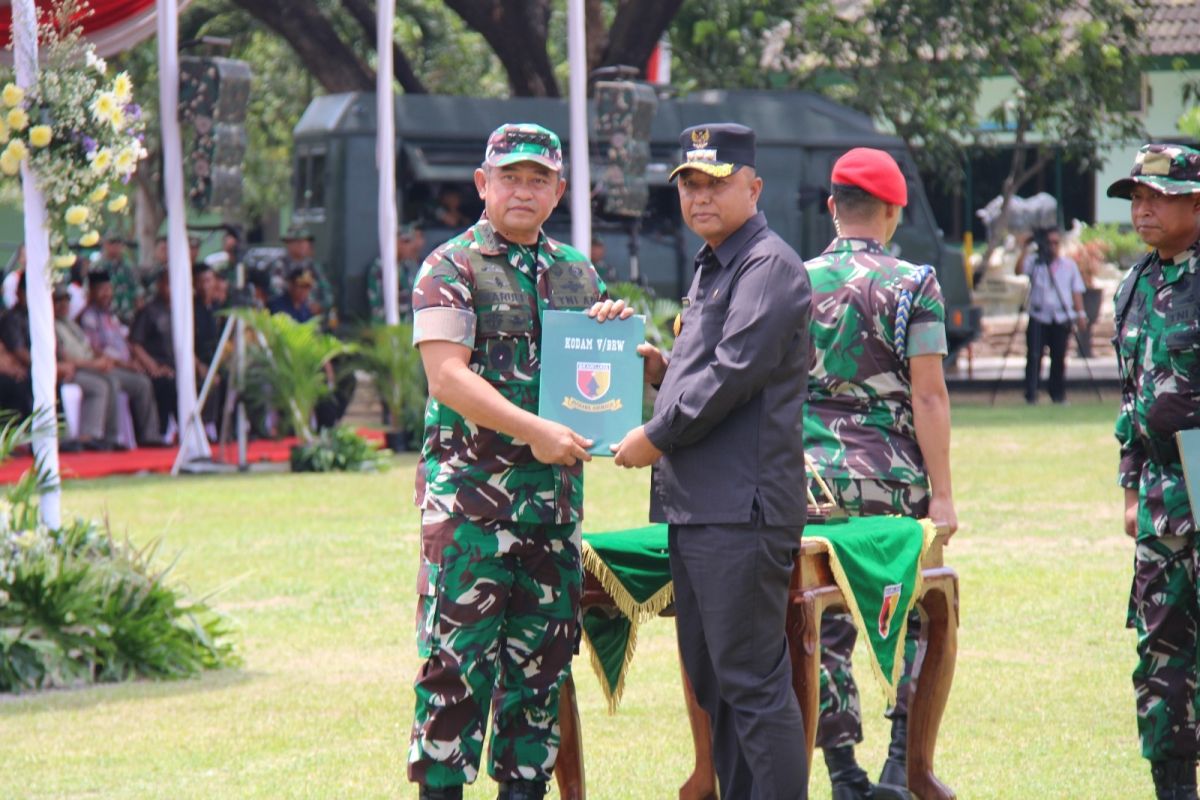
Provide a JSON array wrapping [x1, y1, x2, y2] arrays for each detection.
[[0, 0, 193, 57], [8, 0, 202, 525]]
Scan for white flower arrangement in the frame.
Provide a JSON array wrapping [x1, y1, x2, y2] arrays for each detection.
[[0, 4, 146, 267]]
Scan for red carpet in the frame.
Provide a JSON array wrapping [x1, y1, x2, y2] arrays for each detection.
[[0, 430, 386, 484]]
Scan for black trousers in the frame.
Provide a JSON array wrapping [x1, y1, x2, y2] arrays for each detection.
[[670, 522, 808, 800], [1025, 318, 1071, 403]]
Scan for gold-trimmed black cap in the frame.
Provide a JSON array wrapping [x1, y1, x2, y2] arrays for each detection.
[[669, 123, 756, 181]]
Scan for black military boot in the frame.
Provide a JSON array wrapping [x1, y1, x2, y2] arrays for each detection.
[[824, 745, 874, 800], [419, 785, 463, 800], [1151, 758, 1199, 800], [496, 780, 548, 800], [874, 715, 912, 800]]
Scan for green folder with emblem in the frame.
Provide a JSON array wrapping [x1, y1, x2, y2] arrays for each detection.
[[538, 310, 645, 456]]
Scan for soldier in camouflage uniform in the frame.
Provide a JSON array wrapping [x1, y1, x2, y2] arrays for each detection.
[[1109, 143, 1200, 800], [267, 223, 333, 323], [804, 149, 958, 800], [408, 123, 627, 800], [367, 223, 425, 323], [91, 231, 141, 325]]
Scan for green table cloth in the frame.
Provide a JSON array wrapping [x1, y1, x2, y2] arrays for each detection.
[[580, 516, 935, 710]]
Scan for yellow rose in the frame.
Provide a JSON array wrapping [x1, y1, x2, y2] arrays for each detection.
[[91, 92, 116, 123], [64, 205, 89, 226], [28, 125, 51, 148], [90, 147, 112, 173], [6, 107, 28, 132], [6, 139, 27, 161], [53, 254, 76, 268], [89, 184, 109, 203], [0, 152, 18, 176], [79, 230, 100, 248], [107, 194, 128, 213], [2, 84, 24, 108], [112, 72, 133, 104]]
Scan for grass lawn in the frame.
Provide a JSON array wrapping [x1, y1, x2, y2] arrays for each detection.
[[0, 397, 1145, 798]]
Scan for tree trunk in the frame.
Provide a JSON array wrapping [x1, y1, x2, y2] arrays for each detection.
[[134, 152, 166, 271], [230, 0, 374, 93], [443, 0, 559, 97], [600, 0, 683, 76], [584, 0, 607, 75], [340, 0, 428, 94]]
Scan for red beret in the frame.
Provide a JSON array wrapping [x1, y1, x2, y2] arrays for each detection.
[[831, 148, 908, 207]]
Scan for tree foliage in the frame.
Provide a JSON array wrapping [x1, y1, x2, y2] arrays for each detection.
[[673, 0, 1146, 243]]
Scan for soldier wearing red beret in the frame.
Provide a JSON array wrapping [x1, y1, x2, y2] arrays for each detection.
[[805, 147, 958, 799]]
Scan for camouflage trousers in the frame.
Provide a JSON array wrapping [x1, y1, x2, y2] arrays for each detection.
[[1128, 532, 1200, 761], [812, 477, 927, 749], [408, 510, 582, 788]]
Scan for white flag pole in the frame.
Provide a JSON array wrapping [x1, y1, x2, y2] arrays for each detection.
[[567, 0, 591, 253], [13, 0, 60, 529], [156, 0, 208, 463], [377, 0, 398, 326]]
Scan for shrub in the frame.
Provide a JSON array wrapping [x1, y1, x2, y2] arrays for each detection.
[[288, 425, 392, 473], [0, 418, 238, 692]]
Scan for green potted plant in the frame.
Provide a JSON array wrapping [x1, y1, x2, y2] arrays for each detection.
[[356, 321, 427, 451], [236, 309, 354, 444]]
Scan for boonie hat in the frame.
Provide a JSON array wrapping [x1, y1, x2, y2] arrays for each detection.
[[831, 148, 908, 207], [669, 123, 756, 181], [484, 123, 563, 172], [1107, 143, 1200, 199]]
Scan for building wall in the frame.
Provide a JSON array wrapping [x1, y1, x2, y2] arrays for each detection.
[[974, 65, 1200, 225]]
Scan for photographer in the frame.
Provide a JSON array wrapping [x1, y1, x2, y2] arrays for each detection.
[[1016, 227, 1086, 404]]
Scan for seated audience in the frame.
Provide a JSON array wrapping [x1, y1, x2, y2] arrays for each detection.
[[129, 270, 178, 439], [268, 267, 317, 323], [75, 272, 163, 446]]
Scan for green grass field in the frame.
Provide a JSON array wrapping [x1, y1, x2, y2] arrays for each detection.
[[0, 398, 1147, 798]]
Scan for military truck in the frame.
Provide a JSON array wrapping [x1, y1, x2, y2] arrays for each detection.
[[291, 89, 981, 355]]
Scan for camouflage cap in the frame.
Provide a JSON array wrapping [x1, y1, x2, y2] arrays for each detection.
[[483, 123, 563, 172], [282, 222, 315, 241], [1107, 143, 1200, 199]]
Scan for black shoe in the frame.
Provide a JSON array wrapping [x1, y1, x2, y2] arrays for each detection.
[[874, 716, 912, 800], [418, 786, 463, 800], [1151, 758, 1198, 800], [82, 439, 112, 452], [824, 745, 873, 800], [59, 440, 83, 453], [497, 780, 548, 800]]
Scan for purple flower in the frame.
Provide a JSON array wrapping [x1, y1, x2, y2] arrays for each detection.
[[126, 103, 141, 120], [81, 136, 97, 153]]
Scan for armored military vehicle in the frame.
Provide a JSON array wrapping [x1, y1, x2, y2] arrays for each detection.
[[291, 89, 980, 354]]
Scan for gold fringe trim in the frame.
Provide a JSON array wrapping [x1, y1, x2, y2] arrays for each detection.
[[580, 541, 675, 713], [581, 541, 675, 622], [804, 517, 936, 707]]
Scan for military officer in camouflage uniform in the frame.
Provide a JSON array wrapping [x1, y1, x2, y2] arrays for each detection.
[[90, 230, 141, 325], [367, 223, 425, 323], [267, 223, 333, 322], [804, 148, 958, 800], [408, 123, 627, 800], [1109, 143, 1200, 800]]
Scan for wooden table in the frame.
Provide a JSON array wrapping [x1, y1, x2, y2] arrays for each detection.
[[554, 525, 959, 800]]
